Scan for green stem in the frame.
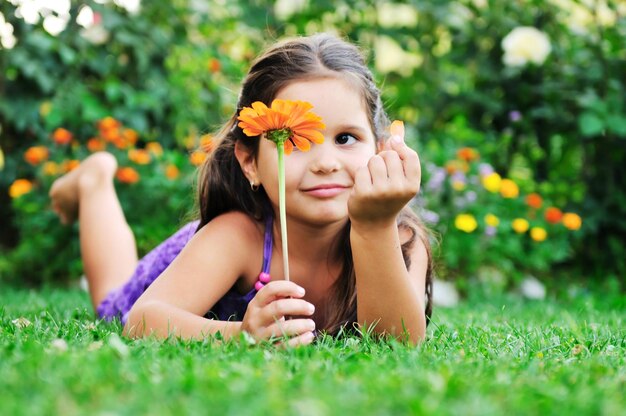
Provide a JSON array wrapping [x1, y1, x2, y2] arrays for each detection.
[[277, 144, 290, 281]]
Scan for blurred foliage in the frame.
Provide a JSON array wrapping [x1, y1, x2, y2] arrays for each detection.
[[1, 0, 624, 286]]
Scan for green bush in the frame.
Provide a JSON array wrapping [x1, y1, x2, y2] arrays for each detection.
[[1, 0, 624, 285]]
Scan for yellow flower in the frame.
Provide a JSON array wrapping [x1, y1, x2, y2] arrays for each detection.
[[512, 218, 530, 233], [485, 214, 500, 227], [455, 214, 478, 233], [9, 179, 33, 198], [530, 227, 547, 242], [562, 213, 582, 231], [452, 181, 466, 191], [237, 99, 325, 154], [482, 172, 502, 193], [42, 161, 60, 176], [500, 179, 519, 198]]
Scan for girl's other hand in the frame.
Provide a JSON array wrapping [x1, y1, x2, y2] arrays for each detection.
[[348, 134, 421, 228], [241, 280, 316, 346]]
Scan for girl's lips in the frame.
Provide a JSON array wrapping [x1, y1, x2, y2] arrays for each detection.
[[302, 185, 349, 198]]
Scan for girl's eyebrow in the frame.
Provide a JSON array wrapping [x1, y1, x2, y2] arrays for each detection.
[[334, 124, 368, 135]]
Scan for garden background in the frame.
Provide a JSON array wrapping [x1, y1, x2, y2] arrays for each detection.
[[2, 0, 625, 291]]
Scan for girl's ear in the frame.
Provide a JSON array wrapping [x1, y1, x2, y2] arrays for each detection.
[[234, 140, 258, 183]]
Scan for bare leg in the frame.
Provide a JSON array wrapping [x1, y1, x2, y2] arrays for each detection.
[[49, 152, 138, 310]]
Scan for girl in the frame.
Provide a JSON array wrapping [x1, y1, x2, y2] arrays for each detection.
[[49, 34, 433, 346]]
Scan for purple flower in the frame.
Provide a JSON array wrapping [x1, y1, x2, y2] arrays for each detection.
[[426, 167, 446, 191], [451, 171, 467, 185], [485, 225, 497, 237], [509, 110, 522, 122], [465, 191, 477, 203], [421, 209, 440, 224], [479, 163, 494, 177]]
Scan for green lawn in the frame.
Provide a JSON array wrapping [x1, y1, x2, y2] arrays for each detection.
[[1, 285, 624, 415]]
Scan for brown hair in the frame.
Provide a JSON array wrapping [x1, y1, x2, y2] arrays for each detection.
[[196, 34, 433, 335]]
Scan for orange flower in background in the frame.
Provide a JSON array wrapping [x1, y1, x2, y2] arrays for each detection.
[[525, 193, 543, 209], [52, 128, 73, 145], [146, 142, 163, 157], [87, 138, 107, 152], [208, 58, 221, 73], [200, 134, 215, 153], [165, 164, 180, 180], [24, 146, 49, 165], [190, 150, 207, 166], [545, 207, 563, 224], [42, 161, 60, 176], [98, 117, 121, 132], [530, 227, 548, 242], [457, 147, 479, 162], [62, 160, 80, 172], [562, 212, 582, 230], [445, 160, 469, 175], [499, 179, 519, 198], [116, 167, 140, 184], [9, 179, 33, 198], [237, 99, 325, 154], [128, 149, 151, 165]]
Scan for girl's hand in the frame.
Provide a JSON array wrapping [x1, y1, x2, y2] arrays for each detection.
[[241, 280, 316, 346], [348, 135, 421, 228]]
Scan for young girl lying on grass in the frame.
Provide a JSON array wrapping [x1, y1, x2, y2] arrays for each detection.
[[49, 33, 433, 346]]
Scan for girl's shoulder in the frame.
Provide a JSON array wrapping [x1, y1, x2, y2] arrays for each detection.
[[195, 211, 264, 248]]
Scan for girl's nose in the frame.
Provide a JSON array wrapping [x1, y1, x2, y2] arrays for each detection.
[[309, 140, 341, 173]]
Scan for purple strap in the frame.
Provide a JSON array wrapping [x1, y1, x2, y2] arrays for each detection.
[[262, 215, 273, 274]]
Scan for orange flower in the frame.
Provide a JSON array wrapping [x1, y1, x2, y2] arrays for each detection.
[[237, 99, 325, 154], [122, 128, 138, 146], [128, 149, 151, 165], [116, 167, 140, 184], [208, 58, 221, 73], [499, 179, 519, 198], [62, 160, 80, 172], [146, 142, 163, 157], [189, 150, 207, 166], [87, 138, 107, 152], [445, 160, 469, 175], [98, 117, 121, 132], [545, 207, 563, 224], [52, 128, 73, 145], [390, 120, 405, 138], [457, 147, 479, 162], [165, 164, 180, 180], [562, 213, 582, 230], [200, 134, 214, 153], [9, 179, 33, 198], [24, 146, 49, 165], [525, 193, 543, 209]]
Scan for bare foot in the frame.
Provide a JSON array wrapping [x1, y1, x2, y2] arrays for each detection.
[[49, 152, 118, 225]]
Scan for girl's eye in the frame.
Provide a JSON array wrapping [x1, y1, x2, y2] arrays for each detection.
[[335, 133, 357, 145]]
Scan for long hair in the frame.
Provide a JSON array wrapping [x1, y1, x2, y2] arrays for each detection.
[[196, 34, 433, 334]]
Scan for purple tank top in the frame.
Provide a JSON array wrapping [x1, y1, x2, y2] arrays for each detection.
[[97, 215, 273, 325]]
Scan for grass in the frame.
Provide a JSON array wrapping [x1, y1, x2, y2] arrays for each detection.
[[1, 285, 624, 415]]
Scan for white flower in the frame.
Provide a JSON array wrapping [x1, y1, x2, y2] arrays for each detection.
[[0, 12, 17, 49], [374, 35, 423, 76], [501, 26, 551, 67], [377, 3, 418, 28], [274, 0, 307, 21], [520, 276, 546, 300]]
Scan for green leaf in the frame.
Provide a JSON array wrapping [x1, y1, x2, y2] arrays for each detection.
[[606, 114, 626, 137], [578, 112, 604, 137]]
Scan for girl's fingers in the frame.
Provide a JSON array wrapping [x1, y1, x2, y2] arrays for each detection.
[[265, 318, 316, 339], [284, 331, 315, 347], [378, 150, 404, 182], [367, 154, 388, 186], [389, 137, 421, 182], [256, 280, 306, 306], [262, 298, 315, 322]]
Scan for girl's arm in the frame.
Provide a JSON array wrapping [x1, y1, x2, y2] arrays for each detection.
[[123, 211, 315, 343], [123, 212, 254, 340], [348, 136, 427, 344]]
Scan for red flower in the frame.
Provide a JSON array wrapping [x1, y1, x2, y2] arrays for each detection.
[[525, 193, 543, 209], [544, 207, 563, 224]]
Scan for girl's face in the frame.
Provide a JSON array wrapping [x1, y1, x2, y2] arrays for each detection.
[[254, 77, 377, 226]]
